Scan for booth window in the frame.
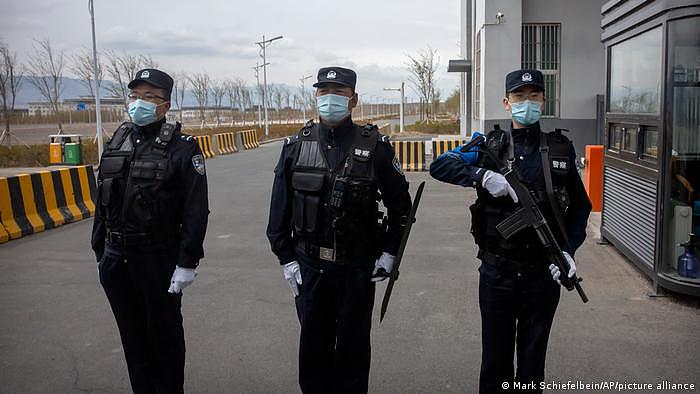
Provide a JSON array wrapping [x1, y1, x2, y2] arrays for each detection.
[[662, 16, 700, 281], [642, 126, 658, 160], [522, 23, 560, 117], [609, 27, 662, 114]]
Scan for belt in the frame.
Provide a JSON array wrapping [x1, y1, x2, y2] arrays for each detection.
[[478, 249, 546, 275], [106, 231, 176, 248], [295, 241, 372, 265]]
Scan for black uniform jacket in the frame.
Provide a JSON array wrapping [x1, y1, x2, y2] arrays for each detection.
[[267, 117, 411, 266], [91, 118, 209, 268]]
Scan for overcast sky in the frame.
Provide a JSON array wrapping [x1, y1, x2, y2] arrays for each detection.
[[1, 0, 461, 102]]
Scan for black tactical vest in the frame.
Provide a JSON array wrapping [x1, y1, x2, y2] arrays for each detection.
[[97, 121, 179, 242], [470, 127, 572, 261], [289, 121, 383, 262]]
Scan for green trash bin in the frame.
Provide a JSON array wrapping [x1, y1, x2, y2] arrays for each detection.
[[64, 142, 83, 165]]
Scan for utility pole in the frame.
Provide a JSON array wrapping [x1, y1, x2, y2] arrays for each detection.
[[359, 94, 366, 120], [384, 82, 405, 132], [299, 74, 312, 122], [88, 0, 104, 158], [252, 63, 267, 128], [255, 34, 283, 136]]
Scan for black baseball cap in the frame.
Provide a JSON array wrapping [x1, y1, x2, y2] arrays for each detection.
[[312, 66, 357, 90], [505, 69, 545, 93], [128, 68, 174, 99]]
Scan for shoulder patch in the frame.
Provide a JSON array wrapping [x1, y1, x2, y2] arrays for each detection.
[[377, 133, 390, 143], [392, 156, 404, 175], [180, 134, 195, 143], [302, 120, 315, 129], [285, 134, 300, 146], [192, 154, 206, 175]]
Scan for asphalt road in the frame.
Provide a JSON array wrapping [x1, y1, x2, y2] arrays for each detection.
[[0, 141, 698, 393], [3, 114, 424, 145]]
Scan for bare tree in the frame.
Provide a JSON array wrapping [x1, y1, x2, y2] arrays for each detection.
[[272, 85, 285, 124], [241, 87, 252, 125], [432, 88, 441, 117], [234, 79, 248, 125], [224, 78, 247, 126], [26, 38, 65, 133], [0, 41, 23, 145], [210, 81, 225, 127], [70, 48, 102, 99], [188, 73, 210, 128], [172, 72, 187, 123], [104, 50, 158, 115], [223, 79, 236, 126], [406, 46, 439, 121]]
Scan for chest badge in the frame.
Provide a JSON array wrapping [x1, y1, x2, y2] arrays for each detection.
[[192, 154, 206, 175], [552, 159, 568, 170], [354, 148, 371, 158]]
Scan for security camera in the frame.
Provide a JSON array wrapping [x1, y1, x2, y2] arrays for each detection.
[[496, 12, 504, 22]]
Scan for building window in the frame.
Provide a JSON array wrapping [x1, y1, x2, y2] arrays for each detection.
[[522, 23, 560, 117], [474, 30, 481, 119], [609, 27, 662, 114]]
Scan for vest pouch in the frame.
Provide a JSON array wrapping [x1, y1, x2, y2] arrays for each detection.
[[100, 156, 128, 178], [291, 172, 325, 234], [131, 159, 167, 181], [99, 179, 113, 206], [469, 202, 485, 247]]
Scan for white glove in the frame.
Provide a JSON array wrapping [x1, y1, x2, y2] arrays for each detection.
[[168, 266, 197, 294], [481, 170, 518, 203], [548, 252, 577, 284], [283, 261, 302, 297], [371, 252, 396, 282]]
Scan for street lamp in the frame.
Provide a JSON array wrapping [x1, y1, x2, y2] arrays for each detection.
[[384, 82, 405, 132], [88, 0, 103, 158], [252, 63, 268, 128], [299, 74, 312, 122], [255, 34, 283, 136]]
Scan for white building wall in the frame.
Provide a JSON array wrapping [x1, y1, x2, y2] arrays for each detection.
[[471, 0, 604, 151], [476, 0, 523, 131], [522, 0, 604, 119]]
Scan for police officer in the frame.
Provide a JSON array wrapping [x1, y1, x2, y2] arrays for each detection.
[[267, 66, 411, 393], [91, 68, 209, 394], [430, 69, 591, 393]]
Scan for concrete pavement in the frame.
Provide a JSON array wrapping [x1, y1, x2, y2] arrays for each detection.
[[0, 141, 697, 393]]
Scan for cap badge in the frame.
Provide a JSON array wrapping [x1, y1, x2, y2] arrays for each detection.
[[326, 70, 337, 79], [141, 71, 150, 79], [522, 73, 532, 82]]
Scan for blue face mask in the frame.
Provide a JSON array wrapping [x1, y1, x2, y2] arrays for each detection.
[[510, 100, 542, 125], [316, 94, 350, 124], [128, 99, 161, 126]]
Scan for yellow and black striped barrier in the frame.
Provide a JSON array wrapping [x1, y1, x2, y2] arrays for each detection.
[[390, 141, 426, 172], [432, 138, 468, 158], [195, 135, 216, 159], [0, 165, 96, 243], [238, 129, 260, 150], [215, 132, 238, 155]]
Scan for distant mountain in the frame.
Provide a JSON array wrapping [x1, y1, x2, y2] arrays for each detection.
[[13, 76, 300, 109], [13, 76, 119, 108]]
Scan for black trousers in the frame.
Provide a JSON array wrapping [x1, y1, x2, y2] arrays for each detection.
[[294, 262, 376, 394], [99, 247, 185, 394], [478, 262, 560, 394]]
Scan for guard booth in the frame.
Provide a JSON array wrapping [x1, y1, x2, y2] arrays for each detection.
[[600, 1, 700, 296], [49, 134, 83, 165]]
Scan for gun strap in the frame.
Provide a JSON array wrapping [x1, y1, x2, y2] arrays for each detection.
[[539, 132, 571, 249]]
